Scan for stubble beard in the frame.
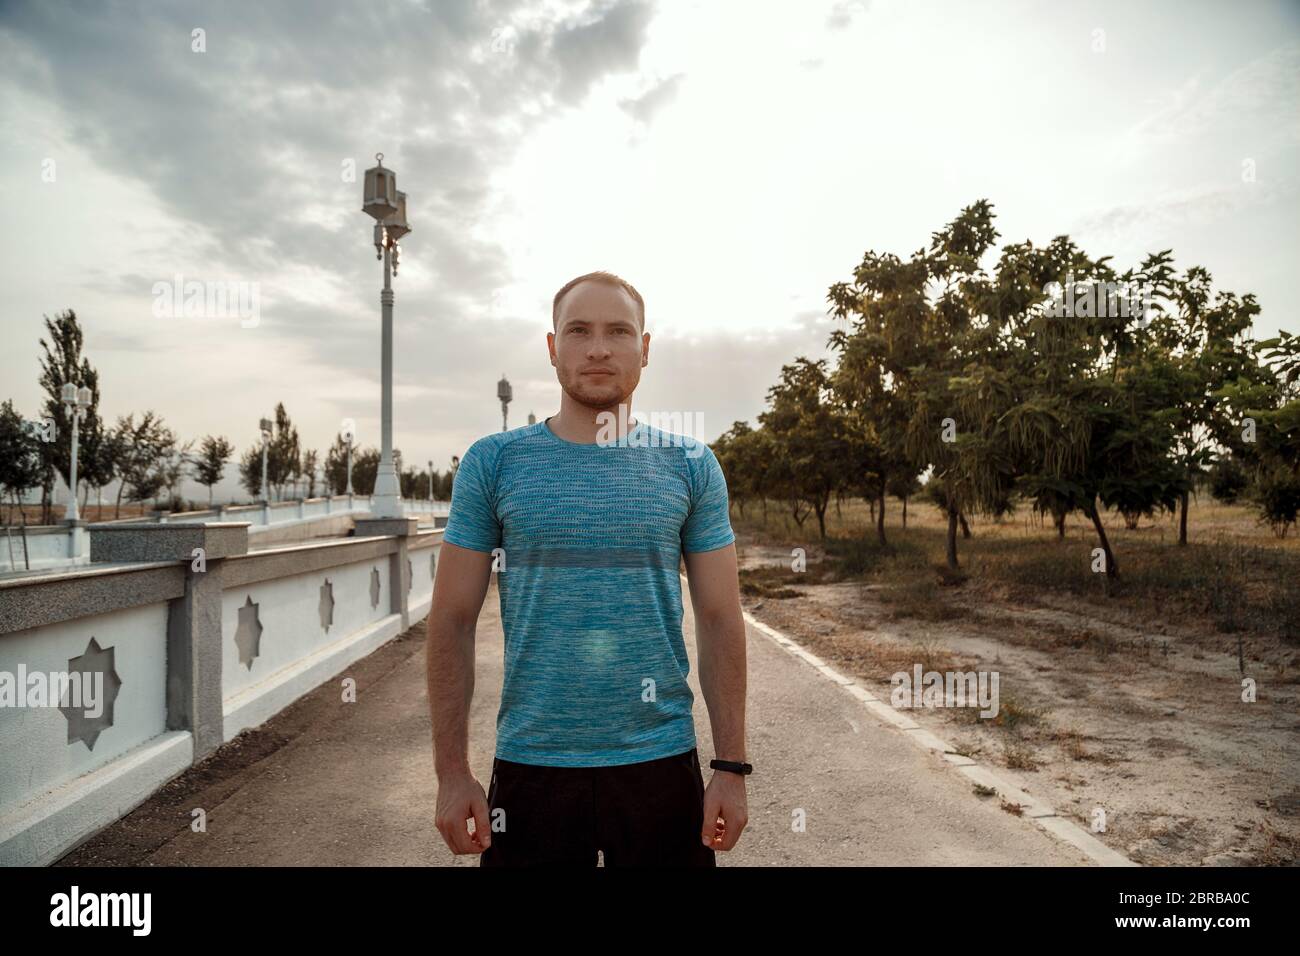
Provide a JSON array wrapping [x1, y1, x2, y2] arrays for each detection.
[[560, 368, 634, 415]]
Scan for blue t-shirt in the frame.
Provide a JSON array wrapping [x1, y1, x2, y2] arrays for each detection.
[[441, 417, 736, 767]]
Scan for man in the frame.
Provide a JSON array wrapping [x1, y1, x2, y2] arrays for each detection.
[[427, 270, 750, 867]]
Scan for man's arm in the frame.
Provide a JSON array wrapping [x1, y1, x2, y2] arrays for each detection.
[[683, 542, 747, 762], [684, 541, 749, 851], [426, 540, 493, 778]]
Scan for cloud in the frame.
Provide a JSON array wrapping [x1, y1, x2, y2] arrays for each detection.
[[618, 72, 684, 124], [825, 0, 870, 32]]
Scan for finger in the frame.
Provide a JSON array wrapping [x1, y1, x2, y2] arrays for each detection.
[[449, 803, 479, 854], [701, 793, 723, 847], [718, 807, 748, 851], [470, 793, 492, 852]]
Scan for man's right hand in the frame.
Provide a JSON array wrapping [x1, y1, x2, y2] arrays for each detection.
[[435, 771, 492, 855]]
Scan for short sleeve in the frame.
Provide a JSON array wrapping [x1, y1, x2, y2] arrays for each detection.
[[681, 444, 736, 553], [442, 438, 502, 553]]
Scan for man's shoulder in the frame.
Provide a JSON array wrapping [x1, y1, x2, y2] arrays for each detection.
[[464, 422, 545, 462], [638, 424, 719, 475]]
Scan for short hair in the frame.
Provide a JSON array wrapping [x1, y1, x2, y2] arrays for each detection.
[[552, 271, 645, 331]]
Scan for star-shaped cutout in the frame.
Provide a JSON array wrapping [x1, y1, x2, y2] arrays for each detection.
[[319, 579, 335, 632], [369, 567, 381, 609], [234, 596, 263, 670], [62, 637, 122, 751]]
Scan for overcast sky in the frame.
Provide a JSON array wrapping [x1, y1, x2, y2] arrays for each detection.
[[2, 0, 1297, 501]]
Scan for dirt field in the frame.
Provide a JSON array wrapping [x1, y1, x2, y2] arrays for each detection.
[[733, 495, 1300, 866]]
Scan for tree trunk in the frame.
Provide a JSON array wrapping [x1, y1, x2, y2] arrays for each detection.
[[876, 485, 887, 546], [902, 493, 908, 528], [1178, 489, 1189, 546], [946, 507, 959, 570], [815, 502, 827, 540], [1087, 502, 1120, 579], [115, 481, 125, 519], [869, 497, 875, 522], [1055, 510, 1066, 539], [958, 511, 972, 538]]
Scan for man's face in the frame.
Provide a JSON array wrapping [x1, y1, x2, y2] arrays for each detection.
[[548, 281, 649, 412]]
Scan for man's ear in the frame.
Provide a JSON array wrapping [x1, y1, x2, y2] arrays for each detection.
[[546, 331, 557, 366], [641, 331, 650, 367]]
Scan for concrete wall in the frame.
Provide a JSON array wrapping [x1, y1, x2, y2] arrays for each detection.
[[0, 523, 442, 866]]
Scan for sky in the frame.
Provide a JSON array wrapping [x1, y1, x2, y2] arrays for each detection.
[[1, 0, 1297, 503]]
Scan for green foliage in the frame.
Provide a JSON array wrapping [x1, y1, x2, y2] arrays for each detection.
[[727, 200, 1283, 580]]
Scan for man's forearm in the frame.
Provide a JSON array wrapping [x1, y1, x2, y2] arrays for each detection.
[[426, 612, 476, 778], [696, 610, 747, 762]]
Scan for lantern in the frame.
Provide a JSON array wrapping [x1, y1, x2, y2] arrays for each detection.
[[362, 153, 398, 222], [384, 190, 410, 241]]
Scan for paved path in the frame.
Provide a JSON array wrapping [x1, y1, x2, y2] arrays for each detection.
[[59, 578, 1094, 866]]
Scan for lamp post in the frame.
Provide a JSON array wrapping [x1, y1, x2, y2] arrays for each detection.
[[427, 459, 434, 503], [343, 428, 354, 495], [498, 374, 512, 432], [362, 153, 410, 519], [259, 417, 272, 503], [61, 383, 91, 523]]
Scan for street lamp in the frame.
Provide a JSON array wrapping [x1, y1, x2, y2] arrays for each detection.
[[427, 459, 434, 502], [259, 417, 273, 503], [341, 426, 354, 495], [362, 153, 411, 519], [498, 374, 512, 432], [61, 383, 91, 522]]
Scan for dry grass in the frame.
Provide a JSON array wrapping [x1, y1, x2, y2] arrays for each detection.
[[733, 495, 1300, 645]]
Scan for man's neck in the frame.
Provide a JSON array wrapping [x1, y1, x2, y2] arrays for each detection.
[[547, 398, 638, 445]]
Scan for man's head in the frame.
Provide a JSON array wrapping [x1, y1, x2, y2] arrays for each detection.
[[548, 271, 649, 413]]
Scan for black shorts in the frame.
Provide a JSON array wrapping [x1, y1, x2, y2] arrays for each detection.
[[479, 746, 716, 867]]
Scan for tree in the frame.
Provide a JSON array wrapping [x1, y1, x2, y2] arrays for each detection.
[[753, 359, 852, 539], [112, 412, 175, 517], [266, 403, 301, 500], [1224, 331, 1300, 536], [0, 401, 43, 525], [351, 448, 381, 495], [193, 435, 234, 506], [37, 309, 106, 520], [301, 449, 319, 498]]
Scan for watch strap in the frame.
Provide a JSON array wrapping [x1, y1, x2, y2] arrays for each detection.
[[709, 758, 753, 775]]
